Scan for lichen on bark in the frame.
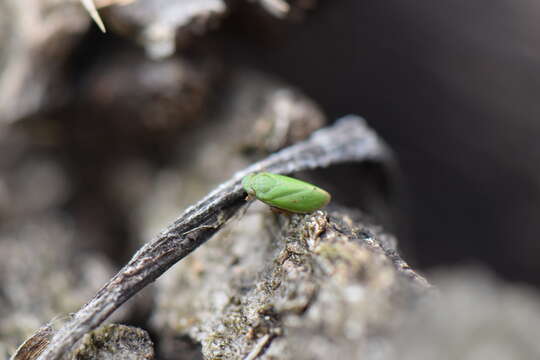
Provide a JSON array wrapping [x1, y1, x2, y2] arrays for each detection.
[[152, 205, 429, 359]]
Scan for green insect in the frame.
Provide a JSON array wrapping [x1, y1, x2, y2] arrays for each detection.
[[242, 172, 331, 213]]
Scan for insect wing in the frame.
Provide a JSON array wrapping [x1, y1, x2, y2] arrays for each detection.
[[259, 174, 330, 213]]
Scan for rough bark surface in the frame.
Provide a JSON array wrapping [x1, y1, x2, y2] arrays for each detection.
[[31, 113, 393, 360], [152, 206, 429, 359], [72, 324, 154, 360], [3, 1, 540, 360]]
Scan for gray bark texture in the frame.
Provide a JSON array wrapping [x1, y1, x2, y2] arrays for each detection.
[[2, 1, 540, 360], [30, 112, 395, 360], [151, 206, 429, 359]]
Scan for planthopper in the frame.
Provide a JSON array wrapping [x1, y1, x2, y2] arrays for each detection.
[[242, 172, 331, 213]]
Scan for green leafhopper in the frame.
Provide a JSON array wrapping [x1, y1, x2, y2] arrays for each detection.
[[242, 172, 331, 213]]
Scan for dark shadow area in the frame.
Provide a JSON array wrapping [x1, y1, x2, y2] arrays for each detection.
[[220, 0, 540, 285]]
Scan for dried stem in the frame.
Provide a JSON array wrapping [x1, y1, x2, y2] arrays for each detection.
[[32, 115, 392, 360]]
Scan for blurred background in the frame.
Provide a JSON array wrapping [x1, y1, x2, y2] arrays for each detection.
[[2, 0, 540, 356], [224, 0, 540, 285]]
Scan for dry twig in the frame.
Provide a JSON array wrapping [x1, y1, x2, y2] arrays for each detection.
[[28, 115, 391, 360]]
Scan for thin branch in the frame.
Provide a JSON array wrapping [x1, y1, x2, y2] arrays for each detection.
[[31, 115, 392, 360]]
